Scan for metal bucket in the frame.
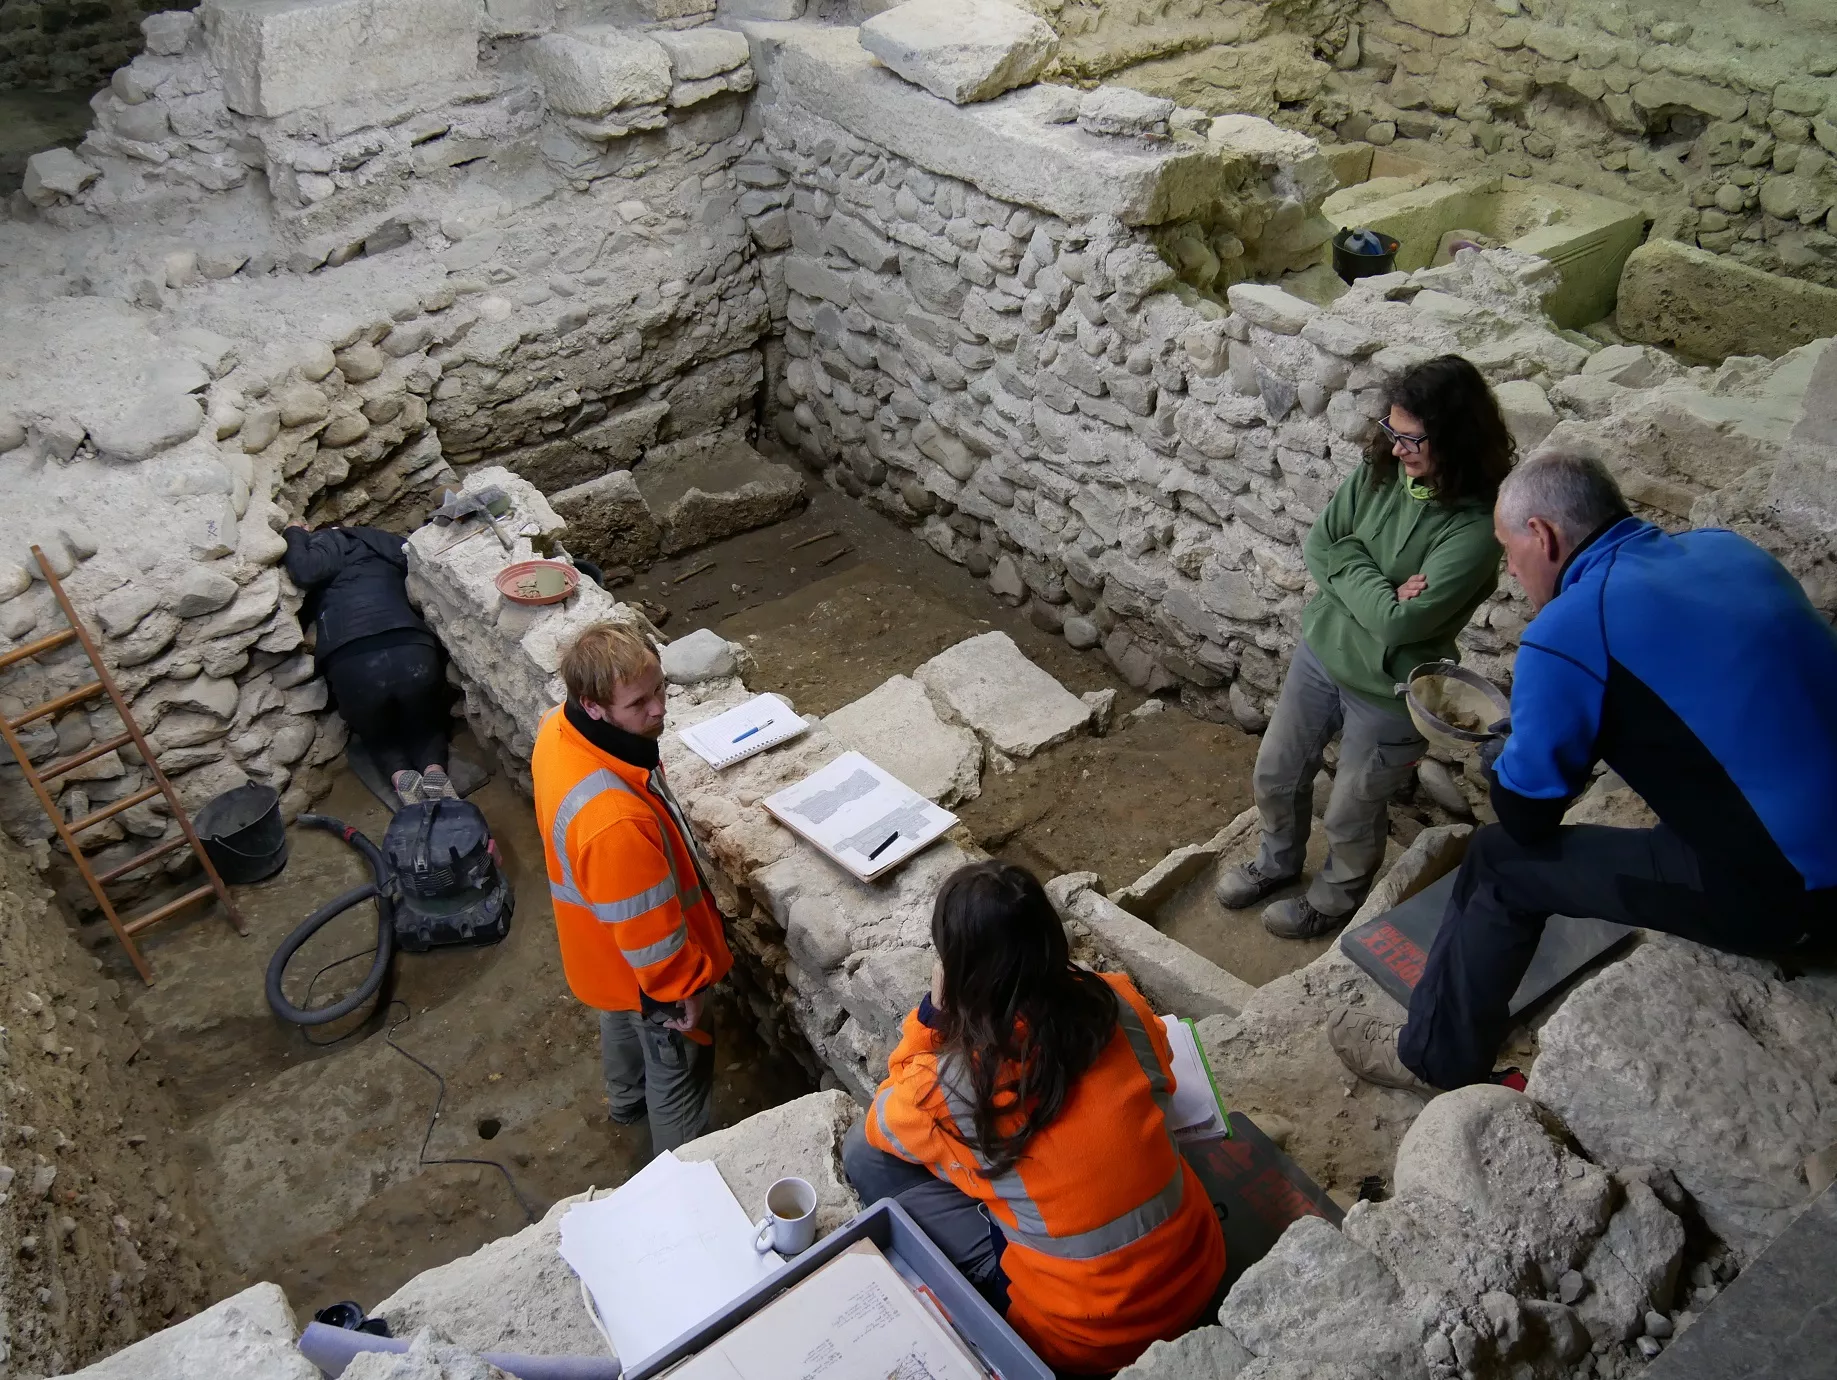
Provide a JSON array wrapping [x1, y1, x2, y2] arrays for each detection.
[[1397, 661, 1510, 756], [194, 782, 289, 884]]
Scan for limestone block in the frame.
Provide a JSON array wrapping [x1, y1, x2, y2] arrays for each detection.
[[551, 470, 662, 573], [1493, 378, 1557, 450], [1628, 73, 1749, 125], [1573, 1178, 1685, 1344], [1114, 1327, 1253, 1380], [84, 395, 204, 462], [171, 567, 241, 618], [1617, 240, 1837, 363], [527, 28, 673, 117], [824, 674, 983, 805], [1380, 0, 1471, 37], [1226, 283, 1319, 335], [22, 148, 99, 207], [204, 0, 481, 119], [858, 0, 1058, 106], [679, 1090, 863, 1235], [653, 26, 750, 81], [660, 628, 740, 684], [142, 9, 198, 54], [1047, 873, 1256, 1020], [752, 27, 1229, 226], [66, 1282, 316, 1380], [1526, 937, 1837, 1263], [912, 631, 1088, 758], [632, 441, 807, 556], [1077, 85, 1173, 139], [1218, 1215, 1428, 1374], [1581, 343, 1677, 390]]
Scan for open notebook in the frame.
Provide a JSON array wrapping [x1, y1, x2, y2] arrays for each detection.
[[763, 752, 956, 883], [1161, 1014, 1228, 1141], [677, 694, 809, 770]]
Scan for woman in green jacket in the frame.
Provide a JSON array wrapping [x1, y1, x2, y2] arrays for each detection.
[[1216, 354, 1515, 939]]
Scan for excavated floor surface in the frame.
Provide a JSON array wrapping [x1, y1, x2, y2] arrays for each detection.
[[98, 756, 813, 1315]]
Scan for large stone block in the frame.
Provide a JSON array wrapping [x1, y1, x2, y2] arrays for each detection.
[[858, 0, 1057, 106], [203, 0, 480, 118], [527, 28, 673, 117], [631, 439, 807, 555], [823, 674, 983, 806], [678, 1090, 863, 1234], [748, 25, 1228, 226], [551, 468, 663, 574], [1047, 873, 1256, 1020], [68, 1282, 317, 1380], [1617, 238, 1837, 364], [1379, 0, 1471, 36], [911, 630, 1088, 758]]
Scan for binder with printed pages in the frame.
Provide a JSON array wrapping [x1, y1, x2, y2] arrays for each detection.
[[676, 694, 809, 770]]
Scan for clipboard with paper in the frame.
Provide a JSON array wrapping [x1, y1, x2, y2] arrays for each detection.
[[762, 752, 956, 882]]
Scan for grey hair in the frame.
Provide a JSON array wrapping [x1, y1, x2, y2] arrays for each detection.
[[1496, 443, 1629, 544]]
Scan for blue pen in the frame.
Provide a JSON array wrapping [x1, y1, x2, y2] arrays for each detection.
[[732, 719, 774, 744]]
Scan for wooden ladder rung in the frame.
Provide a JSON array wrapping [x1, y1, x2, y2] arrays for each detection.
[[37, 731, 134, 782], [93, 834, 188, 885], [0, 626, 77, 671], [66, 783, 163, 834], [122, 882, 216, 936], [8, 680, 104, 730]]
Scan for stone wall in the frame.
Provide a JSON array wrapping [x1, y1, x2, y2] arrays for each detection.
[[0, 0, 185, 94], [1035, 0, 1837, 291], [0, 827, 226, 1372]]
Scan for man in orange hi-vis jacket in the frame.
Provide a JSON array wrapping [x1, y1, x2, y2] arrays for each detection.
[[533, 621, 732, 1154]]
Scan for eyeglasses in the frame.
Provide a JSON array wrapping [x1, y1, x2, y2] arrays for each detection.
[[1378, 418, 1428, 455]]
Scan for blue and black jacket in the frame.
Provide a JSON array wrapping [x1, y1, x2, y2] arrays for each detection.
[[1493, 516, 1837, 900]]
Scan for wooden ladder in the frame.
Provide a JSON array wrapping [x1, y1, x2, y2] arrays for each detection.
[[0, 545, 247, 984]]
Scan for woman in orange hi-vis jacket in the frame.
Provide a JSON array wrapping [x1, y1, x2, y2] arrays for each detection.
[[845, 861, 1226, 1377], [533, 622, 732, 1156]]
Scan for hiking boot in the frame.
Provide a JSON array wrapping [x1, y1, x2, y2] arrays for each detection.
[[1262, 895, 1350, 940], [391, 769, 423, 806], [420, 764, 456, 800], [1327, 1008, 1438, 1097], [1215, 860, 1297, 910]]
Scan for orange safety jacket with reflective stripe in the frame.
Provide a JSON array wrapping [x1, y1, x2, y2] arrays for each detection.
[[532, 706, 731, 1013], [865, 973, 1226, 1375]]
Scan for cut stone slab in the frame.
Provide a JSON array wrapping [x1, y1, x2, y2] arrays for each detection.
[[747, 25, 1228, 226], [525, 27, 673, 117], [203, 0, 480, 119], [1226, 283, 1320, 335], [678, 1089, 863, 1235], [1109, 809, 1259, 919], [911, 630, 1089, 758], [1618, 239, 1837, 363], [631, 440, 807, 555], [857, 0, 1058, 106], [1047, 872, 1256, 1021], [1077, 84, 1173, 139], [823, 674, 983, 806], [552, 469, 662, 575], [67, 1282, 318, 1380], [1526, 936, 1837, 1264], [660, 627, 740, 684], [653, 26, 751, 80], [1493, 378, 1558, 451]]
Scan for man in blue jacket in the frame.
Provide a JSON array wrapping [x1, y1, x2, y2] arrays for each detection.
[[1331, 447, 1837, 1093]]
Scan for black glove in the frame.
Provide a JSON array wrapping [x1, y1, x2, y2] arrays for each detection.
[[1477, 718, 1511, 773]]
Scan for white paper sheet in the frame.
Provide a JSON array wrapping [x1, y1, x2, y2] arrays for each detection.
[[1162, 1014, 1227, 1137], [559, 1153, 780, 1369], [677, 694, 809, 769], [762, 751, 956, 881], [665, 1241, 987, 1380]]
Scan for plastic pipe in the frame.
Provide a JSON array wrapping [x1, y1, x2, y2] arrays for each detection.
[[297, 1322, 621, 1379]]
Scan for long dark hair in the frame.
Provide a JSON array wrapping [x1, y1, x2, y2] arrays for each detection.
[[929, 861, 1118, 1176], [1366, 353, 1516, 506]]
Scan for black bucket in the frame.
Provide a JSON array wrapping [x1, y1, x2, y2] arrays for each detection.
[[195, 782, 289, 885], [1332, 226, 1401, 285]]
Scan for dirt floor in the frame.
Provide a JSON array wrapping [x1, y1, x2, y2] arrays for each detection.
[[626, 487, 1264, 894], [101, 747, 813, 1315], [0, 88, 96, 195]]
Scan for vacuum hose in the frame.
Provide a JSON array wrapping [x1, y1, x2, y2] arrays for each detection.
[[264, 814, 395, 1026]]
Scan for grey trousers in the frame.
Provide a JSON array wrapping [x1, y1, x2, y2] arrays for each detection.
[[1251, 639, 1426, 917], [600, 1009, 715, 1156]]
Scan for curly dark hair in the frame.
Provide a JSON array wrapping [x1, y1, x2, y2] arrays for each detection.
[[1366, 353, 1516, 507], [929, 860, 1118, 1177]]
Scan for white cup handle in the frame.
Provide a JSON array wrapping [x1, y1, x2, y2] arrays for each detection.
[[754, 1215, 775, 1254]]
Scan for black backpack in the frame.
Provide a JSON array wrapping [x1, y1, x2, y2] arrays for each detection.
[[381, 798, 514, 952]]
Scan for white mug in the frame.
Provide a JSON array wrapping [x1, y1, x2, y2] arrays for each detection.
[[752, 1176, 818, 1257]]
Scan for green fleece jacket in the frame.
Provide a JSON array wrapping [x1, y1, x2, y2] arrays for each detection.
[[1300, 465, 1502, 711]]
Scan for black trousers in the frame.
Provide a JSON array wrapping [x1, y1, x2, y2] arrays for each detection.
[[1399, 822, 1830, 1090], [325, 641, 448, 780]]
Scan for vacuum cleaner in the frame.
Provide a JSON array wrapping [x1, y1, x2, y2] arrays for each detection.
[[266, 798, 515, 1026]]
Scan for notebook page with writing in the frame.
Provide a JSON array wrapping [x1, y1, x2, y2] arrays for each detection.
[[677, 694, 809, 770], [763, 752, 956, 882]]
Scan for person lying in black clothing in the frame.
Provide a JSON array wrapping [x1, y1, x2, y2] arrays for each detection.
[[282, 523, 454, 806]]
